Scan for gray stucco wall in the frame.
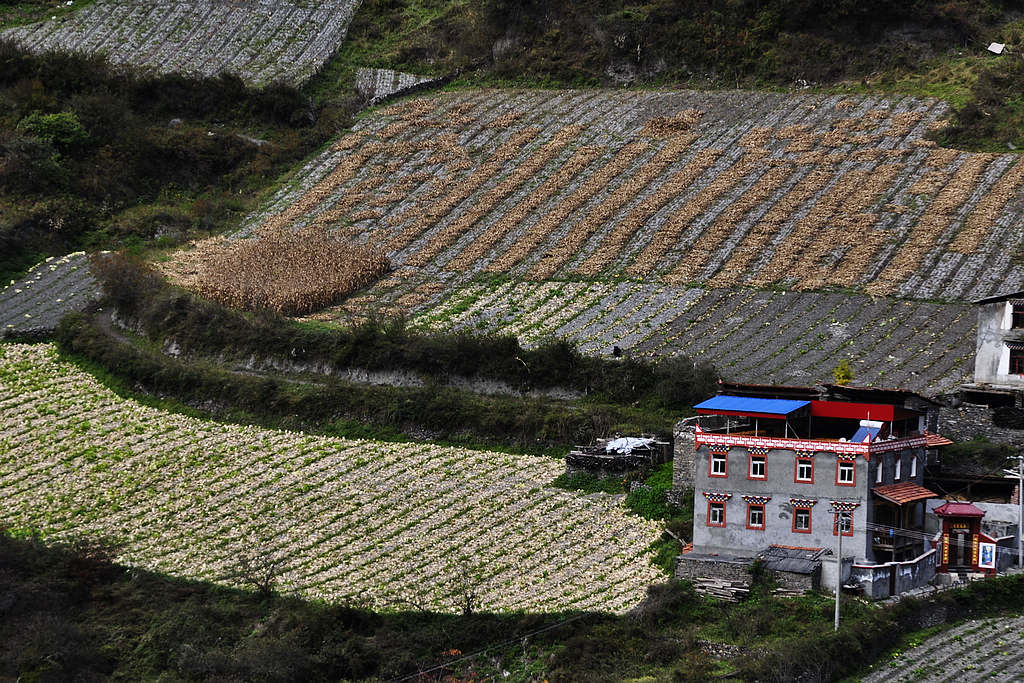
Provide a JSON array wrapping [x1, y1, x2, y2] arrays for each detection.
[[694, 445, 872, 559], [974, 301, 1024, 387], [850, 549, 937, 599]]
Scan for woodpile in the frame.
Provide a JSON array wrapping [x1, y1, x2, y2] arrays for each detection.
[[690, 577, 750, 602]]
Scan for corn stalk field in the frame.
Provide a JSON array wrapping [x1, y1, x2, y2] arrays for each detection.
[[185, 87, 1019, 393], [1, 0, 360, 86], [233, 88, 1024, 300], [0, 343, 664, 613]]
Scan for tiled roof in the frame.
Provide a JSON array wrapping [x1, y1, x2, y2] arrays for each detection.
[[933, 501, 986, 518], [924, 431, 953, 447], [873, 481, 937, 505]]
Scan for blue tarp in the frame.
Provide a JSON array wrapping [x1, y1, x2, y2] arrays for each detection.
[[851, 426, 880, 442], [694, 395, 810, 416]]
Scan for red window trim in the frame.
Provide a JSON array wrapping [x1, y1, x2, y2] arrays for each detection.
[[747, 453, 767, 480], [794, 456, 814, 484], [706, 500, 726, 527], [746, 502, 766, 530], [836, 459, 856, 487], [709, 451, 728, 478], [833, 514, 854, 537], [792, 506, 812, 534]]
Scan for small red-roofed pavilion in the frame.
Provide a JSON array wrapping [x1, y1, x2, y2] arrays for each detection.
[[933, 501, 997, 576]]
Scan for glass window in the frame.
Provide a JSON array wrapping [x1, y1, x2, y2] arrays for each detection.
[[710, 452, 727, 477], [747, 503, 765, 529], [894, 457, 902, 480], [834, 512, 853, 536], [749, 455, 766, 479], [796, 457, 813, 483], [793, 507, 811, 533], [876, 461, 883, 483], [837, 460, 855, 486], [708, 502, 725, 527], [910, 455, 917, 478]]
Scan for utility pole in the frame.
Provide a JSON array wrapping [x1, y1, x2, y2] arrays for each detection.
[[831, 507, 845, 631], [1005, 455, 1024, 569]]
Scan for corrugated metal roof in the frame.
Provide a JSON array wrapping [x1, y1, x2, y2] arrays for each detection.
[[695, 395, 810, 416], [873, 482, 936, 505]]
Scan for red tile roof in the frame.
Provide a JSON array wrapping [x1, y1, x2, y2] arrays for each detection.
[[924, 431, 953, 447], [933, 501, 986, 518], [873, 482, 937, 505]]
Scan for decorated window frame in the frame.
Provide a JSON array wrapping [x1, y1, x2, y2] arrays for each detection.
[[830, 501, 858, 537], [709, 448, 729, 478], [794, 451, 814, 484], [790, 497, 816, 534], [836, 456, 856, 487], [747, 447, 768, 480], [742, 495, 770, 530], [703, 491, 731, 528]]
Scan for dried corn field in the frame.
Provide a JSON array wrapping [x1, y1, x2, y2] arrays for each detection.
[[162, 87, 1024, 393], [235, 88, 1024, 301], [163, 231, 389, 315], [1, 0, 360, 86]]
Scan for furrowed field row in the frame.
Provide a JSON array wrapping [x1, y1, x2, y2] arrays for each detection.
[[229, 89, 1024, 311], [0, 344, 662, 613], [1, 0, 360, 86]]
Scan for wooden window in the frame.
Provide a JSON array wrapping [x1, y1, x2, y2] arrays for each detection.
[[748, 454, 766, 480], [837, 460, 855, 486], [710, 451, 728, 478], [795, 457, 814, 483], [1013, 304, 1024, 329], [1012, 348, 1024, 375], [793, 506, 812, 533], [746, 503, 765, 529], [833, 512, 853, 537], [707, 501, 725, 527]]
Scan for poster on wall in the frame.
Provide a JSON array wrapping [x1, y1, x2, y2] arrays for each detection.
[[979, 542, 996, 569]]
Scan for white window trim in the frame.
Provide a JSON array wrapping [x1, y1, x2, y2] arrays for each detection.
[[838, 460, 855, 484], [876, 461, 883, 483], [910, 455, 917, 478], [711, 452, 727, 476], [895, 457, 902, 480]]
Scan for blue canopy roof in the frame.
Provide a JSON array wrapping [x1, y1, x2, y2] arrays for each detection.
[[695, 395, 810, 416], [851, 425, 880, 443]]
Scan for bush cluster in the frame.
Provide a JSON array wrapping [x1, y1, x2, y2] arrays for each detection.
[[0, 40, 353, 283], [56, 312, 676, 454], [94, 254, 718, 410]]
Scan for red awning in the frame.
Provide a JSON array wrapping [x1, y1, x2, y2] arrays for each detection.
[[934, 501, 986, 518], [810, 400, 921, 421], [873, 482, 936, 505]]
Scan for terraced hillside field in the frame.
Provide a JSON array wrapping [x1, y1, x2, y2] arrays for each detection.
[[1, 0, 359, 86], [1, 253, 98, 339], [0, 343, 663, 613], [167, 88, 1018, 393], [861, 614, 1024, 682]]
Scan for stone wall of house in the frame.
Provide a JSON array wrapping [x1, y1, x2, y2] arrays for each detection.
[[671, 420, 697, 496]]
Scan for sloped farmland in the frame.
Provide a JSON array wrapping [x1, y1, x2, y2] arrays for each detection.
[[0, 343, 664, 613], [234, 88, 1024, 300], [0, 252, 99, 339], [1, 0, 359, 86], [184, 88, 1020, 393]]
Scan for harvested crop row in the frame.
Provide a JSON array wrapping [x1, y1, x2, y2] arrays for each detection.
[[1, 0, 359, 86], [0, 344, 664, 613]]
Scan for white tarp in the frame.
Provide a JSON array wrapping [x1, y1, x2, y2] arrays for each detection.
[[604, 437, 656, 454], [988, 42, 1005, 55]]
